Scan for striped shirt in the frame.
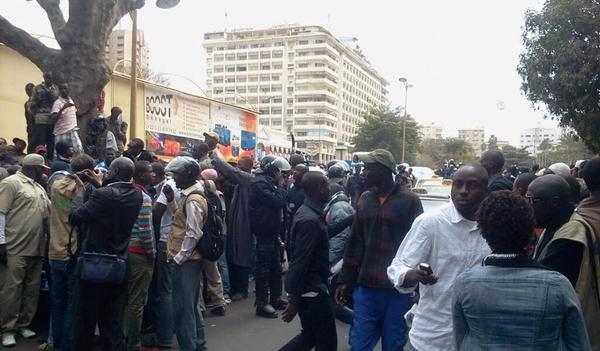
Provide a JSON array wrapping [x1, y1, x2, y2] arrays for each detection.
[[129, 184, 155, 255]]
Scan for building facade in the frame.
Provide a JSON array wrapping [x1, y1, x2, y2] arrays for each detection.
[[419, 123, 443, 140], [458, 128, 485, 157], [106, 29, 150, 77], [519, 127, 562, 155], [202, 25, 388, 162]]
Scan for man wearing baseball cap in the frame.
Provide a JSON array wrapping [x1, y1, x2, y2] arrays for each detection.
[[0, 154, 51, 347], [11, 138, 27, 165], [336, 149, 423, 351], [203, 131, 220, 151]]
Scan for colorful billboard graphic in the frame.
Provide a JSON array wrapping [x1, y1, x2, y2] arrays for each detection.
[[210, 103, 258, 160], [144, 85, 210, 156], [145, 131, 198, 158]]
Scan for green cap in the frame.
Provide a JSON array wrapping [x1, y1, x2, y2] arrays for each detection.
[[358, 149, 396, 173]]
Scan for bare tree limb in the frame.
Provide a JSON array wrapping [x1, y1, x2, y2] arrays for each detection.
[[36, 0, 67, 46], [0, 13, 58, 70], [112, 0, 145, 31]]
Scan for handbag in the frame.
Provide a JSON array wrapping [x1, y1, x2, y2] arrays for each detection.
[[75, 186, 128, 284], [76, 252, 126, 284]]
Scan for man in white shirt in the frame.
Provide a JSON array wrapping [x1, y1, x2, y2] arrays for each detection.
[[51, 84, 83, 156], [152, 176, 180, 349], [387, 164, 491, 351]]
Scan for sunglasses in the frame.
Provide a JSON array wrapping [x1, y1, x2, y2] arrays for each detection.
[[526, 195, 560, 204]]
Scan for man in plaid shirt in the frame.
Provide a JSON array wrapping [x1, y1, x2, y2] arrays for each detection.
[[336, 149, 423, 351]]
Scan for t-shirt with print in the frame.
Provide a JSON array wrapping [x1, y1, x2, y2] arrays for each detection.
[[52, 96, 77, 136]]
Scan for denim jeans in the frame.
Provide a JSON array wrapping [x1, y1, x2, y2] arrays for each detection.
[[49, 259, 76, 351], [156, 242, 174, 347], [217, 252, 230, 297], [349, 286, 410, 351], [172, 260, 207, 351]]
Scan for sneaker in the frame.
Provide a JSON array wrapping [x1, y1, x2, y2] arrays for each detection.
[[1, 333, 16, 347], [211, 306, 226, 316], [17, 328, 36, 339]]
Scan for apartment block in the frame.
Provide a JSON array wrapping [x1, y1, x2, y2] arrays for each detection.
[[106, 29, 150, 77], [458, 128, 485, 157], [519, 127, 562, 154], [203, 25, 388, 162], [419, 123, 443, 140]]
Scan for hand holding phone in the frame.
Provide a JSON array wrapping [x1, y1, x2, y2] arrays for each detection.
[[418, 263, 433, 275], [404, 263, 438, 287]]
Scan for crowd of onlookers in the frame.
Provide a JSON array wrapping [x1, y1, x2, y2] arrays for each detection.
[[0, 77, 599, 351]]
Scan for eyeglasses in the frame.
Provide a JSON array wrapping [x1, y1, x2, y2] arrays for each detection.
[[526, 195, 560, 204]]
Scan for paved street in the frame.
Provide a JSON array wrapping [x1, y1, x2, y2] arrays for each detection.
[[8, 287, 355, 351]]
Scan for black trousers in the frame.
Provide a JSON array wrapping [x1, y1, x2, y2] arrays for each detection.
[[255, 236, 282, 306], [228, 262, 249, 297], [279, 295, 338, 351], [71, 279, 127, 351], [31, 123, 55, 159]]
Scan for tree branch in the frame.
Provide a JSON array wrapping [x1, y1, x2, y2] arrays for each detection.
[[36, 0, 67, 46], [112, 0, 145, 30], [0, 14, 58, 70]]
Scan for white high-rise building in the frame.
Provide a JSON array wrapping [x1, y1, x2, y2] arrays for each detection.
[[203, 25, 388, 162], [419, 123, 443, 140], [519, 127, 562, 155], [458, 127, 485, 157], [106, 29, 150, 77]]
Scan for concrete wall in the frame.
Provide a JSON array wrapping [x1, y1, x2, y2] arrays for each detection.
[[0, 44, 42, 142]]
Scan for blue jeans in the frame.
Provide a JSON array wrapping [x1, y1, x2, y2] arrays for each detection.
[[49, 259, 76, 351], [156, 242, 174, 347], [349, 286, 410, 351], [172, 260, 207, 351], [217, 251, 230, 297]]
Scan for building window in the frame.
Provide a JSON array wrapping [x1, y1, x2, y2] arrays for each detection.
[[298, 40, 309, 45]]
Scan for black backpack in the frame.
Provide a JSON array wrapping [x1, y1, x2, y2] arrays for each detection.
[[186, 184, 225, 261]]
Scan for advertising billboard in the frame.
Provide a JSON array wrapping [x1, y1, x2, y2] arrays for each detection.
[[210, 102, 258, 160], [144, 85, 210, 157]]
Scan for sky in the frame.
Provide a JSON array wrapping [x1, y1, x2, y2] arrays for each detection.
[[1, 0, 560, 145]]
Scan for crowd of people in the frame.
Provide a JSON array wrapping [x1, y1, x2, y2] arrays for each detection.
[[0, 75, 598, 351]]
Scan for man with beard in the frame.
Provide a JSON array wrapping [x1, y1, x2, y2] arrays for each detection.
[[336, 149, 423, 351]]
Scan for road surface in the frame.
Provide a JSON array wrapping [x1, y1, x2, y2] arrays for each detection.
[[9, 290, 355, 350]]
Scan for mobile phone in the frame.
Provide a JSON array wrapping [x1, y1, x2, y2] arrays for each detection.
[[418, 263, 433, 275]]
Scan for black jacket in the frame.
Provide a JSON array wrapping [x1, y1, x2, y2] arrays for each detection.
[[286, 199, 330, 305], [70, 181, 143, 258], [122, 149, 153, 163], [249, 173, 287, 238], [488, 173, 513, 192]]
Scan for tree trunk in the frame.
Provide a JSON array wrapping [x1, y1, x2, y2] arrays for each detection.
[[43, 48, 111, 143]]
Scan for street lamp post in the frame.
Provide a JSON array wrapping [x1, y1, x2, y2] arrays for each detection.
[[129, 10, 138, 142], [128, 0, 180, 141], [398, 77, 412, 163]]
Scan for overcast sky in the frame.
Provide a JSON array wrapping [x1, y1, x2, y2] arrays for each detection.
[[2, 0, 560, 145]]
